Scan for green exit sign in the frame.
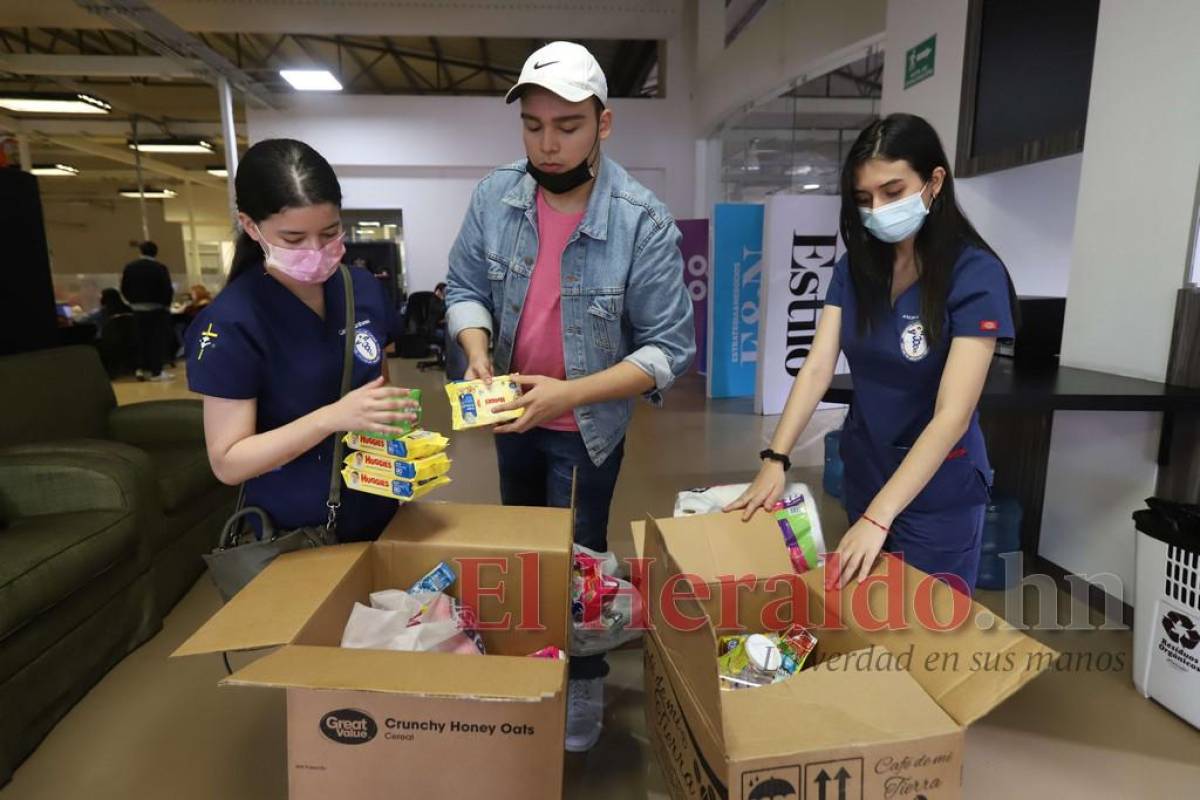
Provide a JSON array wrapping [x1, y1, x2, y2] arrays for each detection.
[[904, 34, 936, 89]]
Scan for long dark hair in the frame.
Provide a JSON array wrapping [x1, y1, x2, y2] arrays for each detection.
[[839, 113, 1018, 347], [227, 139, 342, 284]]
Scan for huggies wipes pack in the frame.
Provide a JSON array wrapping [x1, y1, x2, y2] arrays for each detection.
[[445, 376, 525, 430], [342, 428, 452, 503], [344, 430, 449, 459]]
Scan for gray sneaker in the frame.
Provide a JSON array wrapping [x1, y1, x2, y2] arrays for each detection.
[[564, 677, 603, 752]]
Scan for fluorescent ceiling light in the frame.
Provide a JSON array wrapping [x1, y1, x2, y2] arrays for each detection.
[[31, 163, 79, 176], [128, 138, 214, 154], [119, 187, 177, 199], [205, 165, 229, 177], [280, 69, 343, 92], [357, 221, 381, 227], [0, 91, 111, 114], [802, 183, 820, 191]]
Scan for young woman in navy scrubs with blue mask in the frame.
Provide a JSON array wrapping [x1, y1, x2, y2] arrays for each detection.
[[728, 114, 1017, 594], [187, 139, 420, 542]]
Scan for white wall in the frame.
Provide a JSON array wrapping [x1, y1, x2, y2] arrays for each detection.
[[248, 25, 695, 293], [957, 154, 1081, 297], [1038, 411, 1162, 604], [694, 0, 887, 135], [879, 0, 968, 165], [1038, 1, 1200, 597], [1060, 0, 1200, 381], [42, 198, 187, 278], [880, 0, 1080, 300]]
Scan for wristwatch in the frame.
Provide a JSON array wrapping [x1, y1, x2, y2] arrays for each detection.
[[759, 449, 791, 472]]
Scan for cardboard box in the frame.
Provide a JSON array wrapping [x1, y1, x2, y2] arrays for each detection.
[[633, 513, 1058, 800], [174, 502, 573, 799]]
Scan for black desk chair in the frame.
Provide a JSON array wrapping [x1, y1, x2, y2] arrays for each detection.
[[97, 313, 139, 378], [396, 291, 446, 372]]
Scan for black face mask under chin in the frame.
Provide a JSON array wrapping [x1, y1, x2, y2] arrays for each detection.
[[527, 125, 600, 195]]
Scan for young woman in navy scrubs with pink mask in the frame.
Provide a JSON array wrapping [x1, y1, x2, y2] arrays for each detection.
[[728, 113, 1018, 594], [186, 139, 420, 542]]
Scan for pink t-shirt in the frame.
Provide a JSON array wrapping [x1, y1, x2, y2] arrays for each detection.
[[511, 190, 585, 431]]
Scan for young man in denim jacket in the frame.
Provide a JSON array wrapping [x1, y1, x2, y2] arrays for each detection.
[[445, 41, 695, 752]]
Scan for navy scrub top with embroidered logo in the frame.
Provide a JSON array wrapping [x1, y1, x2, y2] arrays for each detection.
[[825, 245, 1015, 514], [185, 265, 398, 542]]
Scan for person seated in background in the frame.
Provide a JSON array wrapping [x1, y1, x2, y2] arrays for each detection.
[[81, 288, 133, 336], [182, 285, 212, 318]]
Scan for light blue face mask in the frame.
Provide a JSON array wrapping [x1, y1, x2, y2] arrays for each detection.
[[858, 184, 930, 243]]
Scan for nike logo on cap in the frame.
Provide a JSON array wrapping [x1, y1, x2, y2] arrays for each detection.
[[533, 60, 559, 70]]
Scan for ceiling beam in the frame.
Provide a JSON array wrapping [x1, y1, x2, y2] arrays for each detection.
[[342, 44, 387, 93], [0, 53, 202, 78], [34, 135, 226, 189], [5, 118, 236, 138], [73, 0, 275, 108], [479, 38, 495, 92], [381, 36, 435, 93]]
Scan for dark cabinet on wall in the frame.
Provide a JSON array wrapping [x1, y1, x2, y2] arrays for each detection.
[[0, 168, 57, 356]]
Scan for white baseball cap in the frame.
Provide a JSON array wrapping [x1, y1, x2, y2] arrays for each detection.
[[505, 41, 609, 107]]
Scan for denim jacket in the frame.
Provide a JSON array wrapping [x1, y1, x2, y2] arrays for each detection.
[[446, 155, 696, 466]]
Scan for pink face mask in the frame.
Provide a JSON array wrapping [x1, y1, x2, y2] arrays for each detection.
[[254, 225, 345, 284]]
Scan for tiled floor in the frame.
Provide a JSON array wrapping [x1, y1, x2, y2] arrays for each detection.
[[5, 359, 1199, 798]]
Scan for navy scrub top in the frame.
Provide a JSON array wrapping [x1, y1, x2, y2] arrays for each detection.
[[186, 264, 399, 542], [826, 245, 1015, 513]]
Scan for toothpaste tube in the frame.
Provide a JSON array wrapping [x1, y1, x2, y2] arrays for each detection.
[[340, 467, 451, 501], [344, 450, 451, 482], [410, 561, 457, 594], [445, 376, 525, 430], [343, 429, 449, 459]]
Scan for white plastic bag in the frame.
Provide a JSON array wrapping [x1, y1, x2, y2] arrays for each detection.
[[341, 592, 483, 655], [674, 482, 826, 564], [570, 544, 644, 657], [340, 602, 462, 651]]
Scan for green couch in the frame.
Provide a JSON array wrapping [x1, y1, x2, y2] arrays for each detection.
[[0, 345, 234, 786]]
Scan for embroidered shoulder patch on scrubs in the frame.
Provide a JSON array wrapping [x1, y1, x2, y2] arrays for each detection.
[[354, 330, 381, 364], [196, 322, 219, 360], [900, 321, 929, 361]]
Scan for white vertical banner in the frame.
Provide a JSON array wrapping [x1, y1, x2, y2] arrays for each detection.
[[756, 194, 848, 415]]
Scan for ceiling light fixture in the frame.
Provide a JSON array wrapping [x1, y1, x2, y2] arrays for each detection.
[[205, 165, 229, 177], [0, 91, 111, 115], [280, 69, 343, 92], [119, 187, 177, 199], [128, 138, 214, 154], [31, 163, 80, 177]]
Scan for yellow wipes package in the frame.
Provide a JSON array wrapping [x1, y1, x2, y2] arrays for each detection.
[[445, 376, 524, 430], [342, 429, 449, 459], [341, 467, 451, 502], [343, 451, 452, 482]]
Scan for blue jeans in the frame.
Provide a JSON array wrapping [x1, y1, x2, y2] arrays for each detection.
[[494, 428, 625, 680]]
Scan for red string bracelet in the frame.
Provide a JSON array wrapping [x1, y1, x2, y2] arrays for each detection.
[[862, 514, 890, 535]]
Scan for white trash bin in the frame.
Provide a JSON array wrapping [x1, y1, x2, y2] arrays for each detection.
[[1132, 499, 1200, 729]]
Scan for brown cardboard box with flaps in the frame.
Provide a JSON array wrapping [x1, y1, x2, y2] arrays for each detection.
[[633, 513, 1058, 800], [173, 502, 573, 800]]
